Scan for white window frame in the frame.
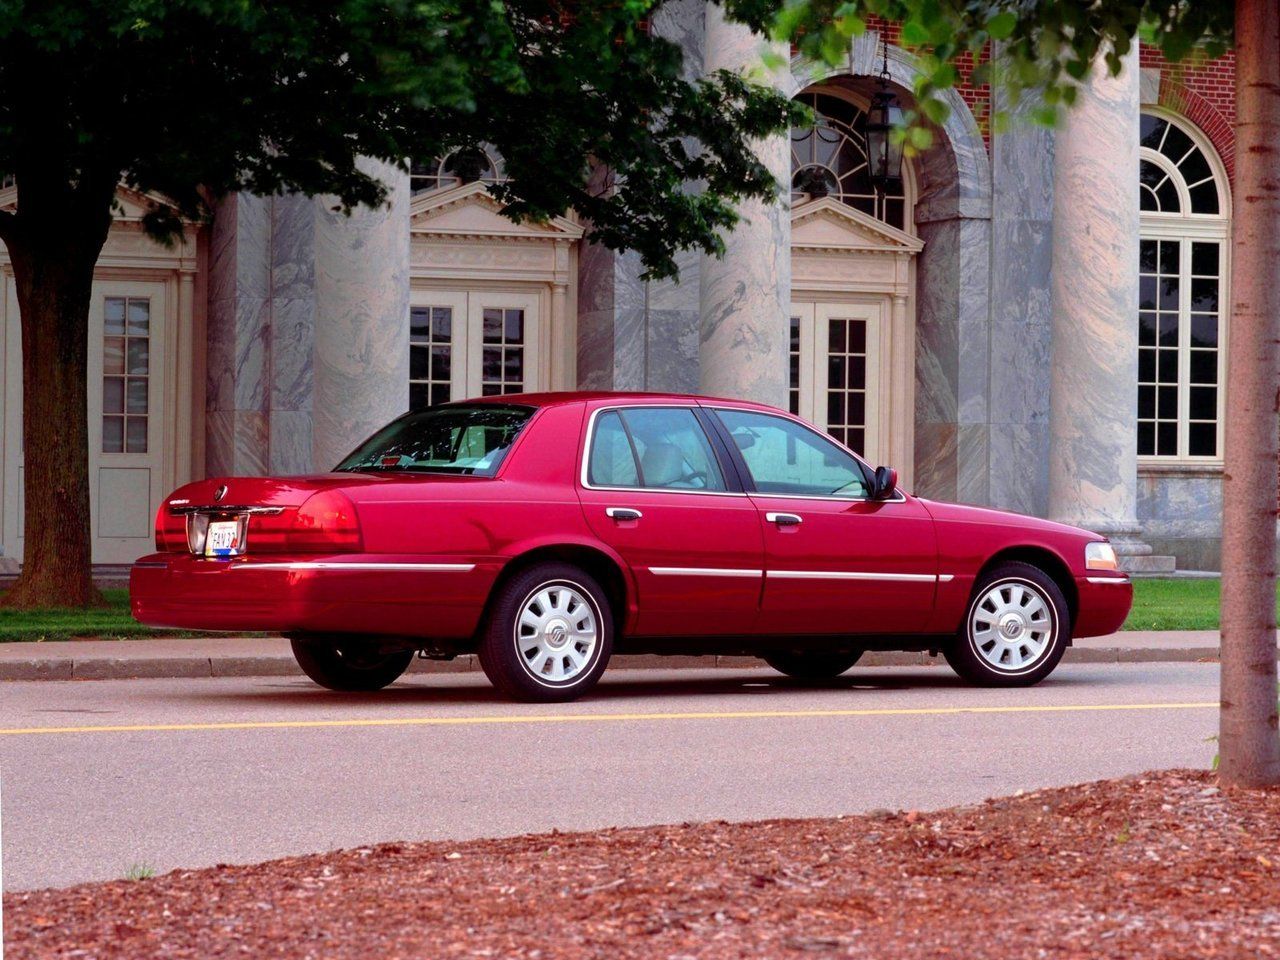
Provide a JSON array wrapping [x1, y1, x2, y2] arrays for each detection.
[[1138, 108, 1231, 468]]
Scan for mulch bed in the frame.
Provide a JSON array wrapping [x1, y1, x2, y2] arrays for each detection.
[[5, 769, 1279, 959]]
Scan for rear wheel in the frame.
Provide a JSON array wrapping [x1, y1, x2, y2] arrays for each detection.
[[478, 563, 613, 703], [289, 635, 414, 692], [762, 650, 863, 680], [944, 561, 1070, 687]]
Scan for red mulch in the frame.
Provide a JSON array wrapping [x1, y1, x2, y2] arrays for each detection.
[[5, 769, 1279, 959]]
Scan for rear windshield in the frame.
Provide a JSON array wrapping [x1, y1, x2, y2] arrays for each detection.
[[334, 405, 534, 476]]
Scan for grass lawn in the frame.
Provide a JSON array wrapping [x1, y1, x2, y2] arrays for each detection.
[[0, 588, 211, 642], [1124, 576, 1274, 631], [0, 576, 1258, 642]]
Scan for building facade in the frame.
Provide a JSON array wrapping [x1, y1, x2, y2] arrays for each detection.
[[0, 9, 1240, 571]]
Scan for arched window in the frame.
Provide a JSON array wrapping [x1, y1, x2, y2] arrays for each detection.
[[790, 92, 908, 230], [410, 146, 505, 196], [1137, 111, 1230, 461]]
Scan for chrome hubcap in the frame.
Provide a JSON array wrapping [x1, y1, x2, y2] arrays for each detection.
[[969, 580, 1053, 672], [515, 582, 599, 684]]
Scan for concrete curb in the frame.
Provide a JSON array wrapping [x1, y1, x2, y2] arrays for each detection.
[[0, 644, 1242, 682]]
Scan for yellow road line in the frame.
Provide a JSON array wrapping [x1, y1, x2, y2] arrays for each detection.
[[0, 701, 1217, 737]]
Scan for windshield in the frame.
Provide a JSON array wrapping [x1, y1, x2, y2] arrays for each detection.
[[334, 404, 534, 476]]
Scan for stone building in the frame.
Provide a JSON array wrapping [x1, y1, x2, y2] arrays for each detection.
[[0, 11, 1239, 571]]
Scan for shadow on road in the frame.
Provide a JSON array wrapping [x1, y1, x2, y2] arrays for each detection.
[[168, 661, 1125, 711]]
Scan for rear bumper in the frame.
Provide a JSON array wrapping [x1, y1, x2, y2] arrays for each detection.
[[1072, 574, 1134, 638], [129, 553, 500, 639]]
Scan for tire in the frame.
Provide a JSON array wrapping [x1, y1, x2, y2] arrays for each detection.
[[289, 634, 414, 692], [944, 561, 1070, 687], [762, 650, 863, 680], [478, 563, 613, 703]]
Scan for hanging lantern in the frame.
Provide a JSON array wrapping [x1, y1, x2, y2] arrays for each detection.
[[865, 43, 904, 189]]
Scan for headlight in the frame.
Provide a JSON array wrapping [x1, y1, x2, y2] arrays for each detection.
[[1085, 541, 1119, 571]]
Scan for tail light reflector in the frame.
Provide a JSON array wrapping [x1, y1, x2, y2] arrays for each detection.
[[289, 490, 363, 552], [155, 505, 187, 552]]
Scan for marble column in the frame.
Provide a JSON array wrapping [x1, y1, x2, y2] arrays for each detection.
[[205, 161, 408, 477], [1047, 48, 1147, 556], [577, 0, 705, 395], [312, 159, 410, 470], [698, 3, 790, 407]]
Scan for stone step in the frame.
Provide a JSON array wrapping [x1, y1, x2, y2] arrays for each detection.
[[1120, 554, 1178, 575]]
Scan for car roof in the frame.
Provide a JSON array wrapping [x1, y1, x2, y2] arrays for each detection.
[[459, 391, 778, 412]]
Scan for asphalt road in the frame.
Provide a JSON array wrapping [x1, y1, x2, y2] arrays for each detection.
[[0, 661, 1220, 891]]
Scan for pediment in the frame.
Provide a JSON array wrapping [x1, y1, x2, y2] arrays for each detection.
[[791, 196, 923, 254], [0, 183, 183, 222], [410, 180, 583, 241]]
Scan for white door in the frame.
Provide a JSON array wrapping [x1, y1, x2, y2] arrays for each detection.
[[3, 280, 169, 564], [789, 300, 885, 463], [409, 289, 542, 408]]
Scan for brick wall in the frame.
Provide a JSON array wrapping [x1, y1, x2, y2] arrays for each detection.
[[1139, 46, 1235, 181]]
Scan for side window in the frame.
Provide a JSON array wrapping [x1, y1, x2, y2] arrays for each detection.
[[587, 411, 640, 487], [620, 408, 726, 491], [716, 409, 868, 498], [587, 407, 727, 491]]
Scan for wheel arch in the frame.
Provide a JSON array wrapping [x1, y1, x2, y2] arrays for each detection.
[[973, 545, 1079, 633], [481, 542, 633, 637]]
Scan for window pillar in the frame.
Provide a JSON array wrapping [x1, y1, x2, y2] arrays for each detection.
[[698, 3, 791, 407], [1047, 46, 1154, 567]]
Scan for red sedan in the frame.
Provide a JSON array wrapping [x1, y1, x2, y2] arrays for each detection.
[[131, 392, 1133, 702]]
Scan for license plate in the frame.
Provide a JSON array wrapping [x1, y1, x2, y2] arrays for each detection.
[[205, 520, 243, 557]]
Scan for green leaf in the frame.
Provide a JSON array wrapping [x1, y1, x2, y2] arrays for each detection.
[[899, 20, 930, 47], [986, 11, 1017, 40], [920, 96, 950, 125]]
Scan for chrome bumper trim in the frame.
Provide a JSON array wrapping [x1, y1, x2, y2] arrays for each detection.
[[1085, 575, 1131, 585]]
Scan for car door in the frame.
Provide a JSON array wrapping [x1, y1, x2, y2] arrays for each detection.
[[577, 404, 763, 637], [708, 406, 938, 636]]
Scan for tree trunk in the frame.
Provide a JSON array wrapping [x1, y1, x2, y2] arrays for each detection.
[[1218, 0, 1280, 787], [0, 222, 109, 609]]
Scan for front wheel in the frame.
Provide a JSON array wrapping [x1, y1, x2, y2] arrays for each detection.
[[478, 563, 613, 703], [944, 562, 1070, 687], [762, 650, 862, 680], [289, 634, 414, 691]]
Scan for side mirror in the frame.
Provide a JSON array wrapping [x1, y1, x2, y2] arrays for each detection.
[[872, 466, 898, 500]]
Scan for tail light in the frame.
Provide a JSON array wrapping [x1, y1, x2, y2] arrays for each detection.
[[289, 490, 362, 552], [155, 505, 186, 552]]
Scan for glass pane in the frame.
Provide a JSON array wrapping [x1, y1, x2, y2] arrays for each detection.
[[1157, 421, 1177, 456], [126, 299, 150, 336], [430, 383, 450, 406], [847, 391, 865, 424], [1158, 276, 1179, 311], [102, 416, 124, 453], [103, 377, 124, 414], [334, 404, 534, 476], [1158, 349, 1178, 382], [1137, 384, 1155, 419], [431, 307, 452, 340], [1189, 350, 1217, 385], [503, 347, 523, 383], [1189, 386, 1216, 421], [1188, 422, 1217, 457], [104, 337, 125, 375], [504, 309, 523, 344], [1190, 314, 1218, 348], [410, 345, 430, 380], [410, 307, 430, 343], [1159, 242, 1179, 274], [126, 377, 147, 414], [1138, 350, 1156, 382], [828, 320, 845, 353], [716, 408, 868, 498], [430, 344, 450, 381], [1191, 278, 1219, 313], [1158, 314, 1178, 347], [482, 309, 502, 344], [847, 321, 866, 354], [1140, 115, 1167, 150], [827, 354, 845, 390], [482, 346, 501, 383], [1157, 385, 1177, 418], [1178, 149, 1212, 191], [1191, 242, 1220, 277], [104, 298, 126, 336], [1137, 421, 1155, 456], [1160, 124, 1194, 165], [409, 383, 430, 412], [846, 358, 865, 389], [618, 407, 726, 492], [1138, 312, 1157, 347], [587, 411, 640, 487], [1139, 239, 1158, 273], [126, 416, 148, 453], [127, 339, 149, 375], [1139, 277, 1156, 311], [827, 392, 844, 425]]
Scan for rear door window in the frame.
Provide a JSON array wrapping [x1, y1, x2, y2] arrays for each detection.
[[587, 407, 726, 492]]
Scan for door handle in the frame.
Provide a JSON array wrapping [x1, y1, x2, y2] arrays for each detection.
[[605, 507, 643, 522], [766, 512, 803, 527]]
